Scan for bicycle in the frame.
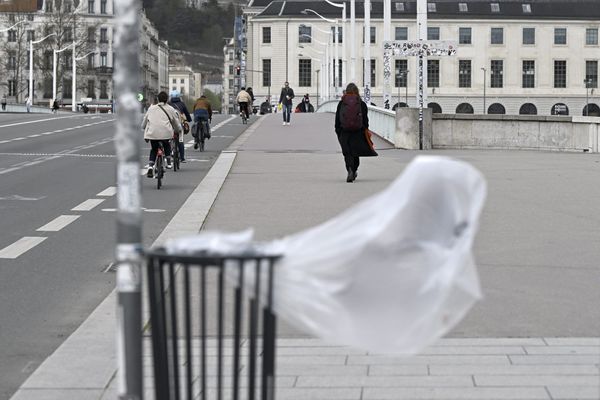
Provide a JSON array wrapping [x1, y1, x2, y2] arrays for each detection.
[[154, 142, 166, 190], [171, 132, 180, 172], [240, 110, 247, 124]]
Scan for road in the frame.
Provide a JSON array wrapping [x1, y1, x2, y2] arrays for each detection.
[[0, 111, 251, 400]]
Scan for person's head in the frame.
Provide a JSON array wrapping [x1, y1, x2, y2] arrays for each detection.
[[158, 91, 169, 103], [169, 89, 180, 99], [345, 83, 359, 96], [241, 87, 246, 91], [200, 95, 207, 99], [247, 87, 252, 92], [284, 81, 289, 88]]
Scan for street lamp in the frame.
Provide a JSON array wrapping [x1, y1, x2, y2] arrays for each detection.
[[481, 67, 487, 114], [53, 39, 83, 105], [302, 9, 339, 96], [584, 79, 593, 116], [0, 20, 26, 33], [29, 33, 56, 104], [323, 0, 346, 86], [72, 52, 94, 112]]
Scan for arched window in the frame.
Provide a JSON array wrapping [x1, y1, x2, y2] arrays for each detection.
[[456, 103, 474, 114], [551, 103, 569, 116], [487, 103, 506, 114], [427, 102, 442, 113], [519, 103, 537, 115], [392, 102, 408, 111], [583, 103, 600, 117]]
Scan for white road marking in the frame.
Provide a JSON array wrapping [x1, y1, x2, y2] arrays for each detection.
[[211, 135, 234, 138], [0, 120, 114, 144], [97, 186, 117, 196], [71, 198, 105, 211], [0, 237, 47, 259], [0, 116, 78, 129], [0, 195, 45, 201], [28, 134, 41, 138], [36, 215, 80, 232], [101, 207, 166, 213]]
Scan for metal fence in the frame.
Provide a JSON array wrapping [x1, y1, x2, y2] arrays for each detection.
[[146, 250, 280, 400]]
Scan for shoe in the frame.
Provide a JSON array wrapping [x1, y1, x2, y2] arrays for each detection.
[[166, 160, 172, 169], [194, 142, 199, 149], [181, 159, 187, 163], [282, 121, 286, 126], [286, 122, 290, 126], [346, 170, 355, 183], [146, 167, 153, 178]]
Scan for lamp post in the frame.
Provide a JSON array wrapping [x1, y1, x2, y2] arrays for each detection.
[[481, 67, 487, 114], [71, 1, 86, 111], [302, 9, 338, 96], [403, 70, 409, 106], [323, 0, 346, 86], [72, 52, 94, 112], [29, 33, 56, 104], [53, 40, 82, 105], [299, 34, 329, 99], [584, 79, 592, 116], [364, 0, 371, 103], [0, 20, 26, 33]]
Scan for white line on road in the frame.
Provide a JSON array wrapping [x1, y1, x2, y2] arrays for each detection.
[[36, 215, 80, 232], [97, 186, 117, 197], [0, 237, 47, 259], [0, 116, 79, 129], [71, 198, 105, 211]]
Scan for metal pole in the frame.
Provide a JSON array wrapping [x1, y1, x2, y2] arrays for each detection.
[[350, 0, 356, 82], [29, 40, 33, 103], [342, 4, 346, 86], [114, 0, 143, 399], [364, 0, 371, 104], [482, 68, 486, 114], [316, 69, 320, 107], [53, 50, 57, 105], [72, 39, 77, 112], [405, 70, 409, 105], [334, 20, 338, 97], [585, 80, 589, 116]]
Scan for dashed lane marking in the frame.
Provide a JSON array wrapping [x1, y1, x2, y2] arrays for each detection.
[[0, 119, 114, 144], [0, 115, 84, 129], [97, 186, 117, 197], [71, 198, 105, 211], [36, 215, 80, 232], [0, 237, 47, 259], [101, 208, 166, 213]]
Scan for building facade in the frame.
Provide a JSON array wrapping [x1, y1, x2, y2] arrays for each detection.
[[242, 0, 600, 116], [168, 65, 199, 99], [0, 0, 168, 106]]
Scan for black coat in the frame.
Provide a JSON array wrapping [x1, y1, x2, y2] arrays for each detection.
[[334, 98, 377, 157], [279, 87, 295, 105]]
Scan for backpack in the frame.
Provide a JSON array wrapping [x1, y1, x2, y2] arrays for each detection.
[[340, 95, 363, 131]]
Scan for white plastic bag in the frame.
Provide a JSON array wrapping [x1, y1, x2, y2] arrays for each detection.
[[165, 156, 487, 354]]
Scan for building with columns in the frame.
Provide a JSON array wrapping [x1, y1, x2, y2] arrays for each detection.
[[239, 0, 600, 116]]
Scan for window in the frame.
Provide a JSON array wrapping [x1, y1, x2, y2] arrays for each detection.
[[491, 60, 503, 88], [363, 26, 376, 43], [180, 87, 185, 94], [47, 0, 53, 12], [522, 4, 531, 13], [395, 27, 408, 41], [172, 87, 176, 91], [459, 60, 471, 88], [65, 28, 72, 42], [100, 0, 107, 14], [554, 60, 567, 88], [427, 60, 440, 88], [228, 65, 233, 75], [522, 60, 535, 88], [100, 52, 107, 66], [8, 51, 16, 70], [88, 0, 94, 13], [459, 28, 471, 44], [65, 51, 72, 69], [100, 28, 108, 43], [523, 28, 535, 45], [586, 28, 598, 45], [44, 51, 53, 69], [27, 14, 34, 21], [8, 30, 17, 42], [299, 59, 311, 87], [88, 27, 95, 43], [554, 28, 567, 45], [428, 3, 436, 12], [362, 59, 376, 86], [87, 79, 95, 98], [180, 79, 185, 84], [262, 59, 271, 87], [586, 60, 598, 88], [100, 80, 108, 98], [27, 30, 35, 41], [87, 53, 94, 69], [458, 3, 468, 12], [395, 2, 405, 11], [262, 27, 271, 44], [43, 78, 52, 98], [299, 25, 311, 43], [63, 79, 72, 98], [8, 80, 17, 96], [395, 59, 408, 87], [491, 28, 503, 44], [331, 26, 343, 43], [427, 27, 440, 40]]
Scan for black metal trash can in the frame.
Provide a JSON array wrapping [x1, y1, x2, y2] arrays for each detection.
[[146, 249, 280, 400]]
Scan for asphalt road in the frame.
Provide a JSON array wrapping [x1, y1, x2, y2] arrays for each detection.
[[0, 111, 254, 400]]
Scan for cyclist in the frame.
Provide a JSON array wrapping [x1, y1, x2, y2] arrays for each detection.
[[142, 91, 182, 178], [192, 94, 213, 149], [236, 87, 252, 121], [246, 87, 256, 114], [168, 90, 192, 163]]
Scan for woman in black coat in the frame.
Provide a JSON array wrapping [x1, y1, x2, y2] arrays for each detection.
[[334, 83, 375, 183]]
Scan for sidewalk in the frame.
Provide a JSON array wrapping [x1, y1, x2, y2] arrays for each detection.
[[11, 112, 600, 399]]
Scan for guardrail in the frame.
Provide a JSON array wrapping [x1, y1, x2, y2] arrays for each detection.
[[317, 100, 396, 144], [2, 104, 54, 114]]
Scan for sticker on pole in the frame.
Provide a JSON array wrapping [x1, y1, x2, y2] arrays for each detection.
[[117, 162, 141, 213]]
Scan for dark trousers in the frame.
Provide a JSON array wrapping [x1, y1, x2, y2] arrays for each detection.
[[149, 140, 171, 164], [337, 131, 360, 172], [282, 104, 292, 122]]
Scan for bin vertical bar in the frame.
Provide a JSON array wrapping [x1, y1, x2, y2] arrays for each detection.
[[262, 258, 276, 400], [168, 263, 181, 400], [147, 257, 167, 400], [184, 265, 192, 400], [248, 260, 261, 400], [200, 266, 207, 400], [217, 261, 225, 400], [159, 260, 173, 399], [232, 259, 245, 400]]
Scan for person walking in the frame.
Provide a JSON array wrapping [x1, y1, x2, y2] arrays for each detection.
[[25, 96, 32, 113], [142, 91, 182, 178], [278, 81, 295, 125], [1, 95, 7, 111], [334, 83, 377, 183]]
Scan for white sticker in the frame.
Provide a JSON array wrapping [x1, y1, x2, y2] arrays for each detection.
[[117, 162, 141, 212]]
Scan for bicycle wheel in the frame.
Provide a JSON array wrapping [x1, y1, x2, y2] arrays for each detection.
[[172, 140, 179, 171], [199, 122, 206, 152], [156, 154, 163, 189]]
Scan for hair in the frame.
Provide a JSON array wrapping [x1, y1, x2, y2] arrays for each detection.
[[284, 81, 289, 85], [241, 87, 246, 90], [157, 91, 168, 103], [345, 83, 359, 95], [200, 95, 207, 99]]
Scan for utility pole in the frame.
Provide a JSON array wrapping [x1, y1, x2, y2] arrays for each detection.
[[114, 0, 143, 399], [482, 67, 487, 114]]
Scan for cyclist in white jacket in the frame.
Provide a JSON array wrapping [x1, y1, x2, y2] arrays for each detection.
[[142, 91, 182, 177]]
